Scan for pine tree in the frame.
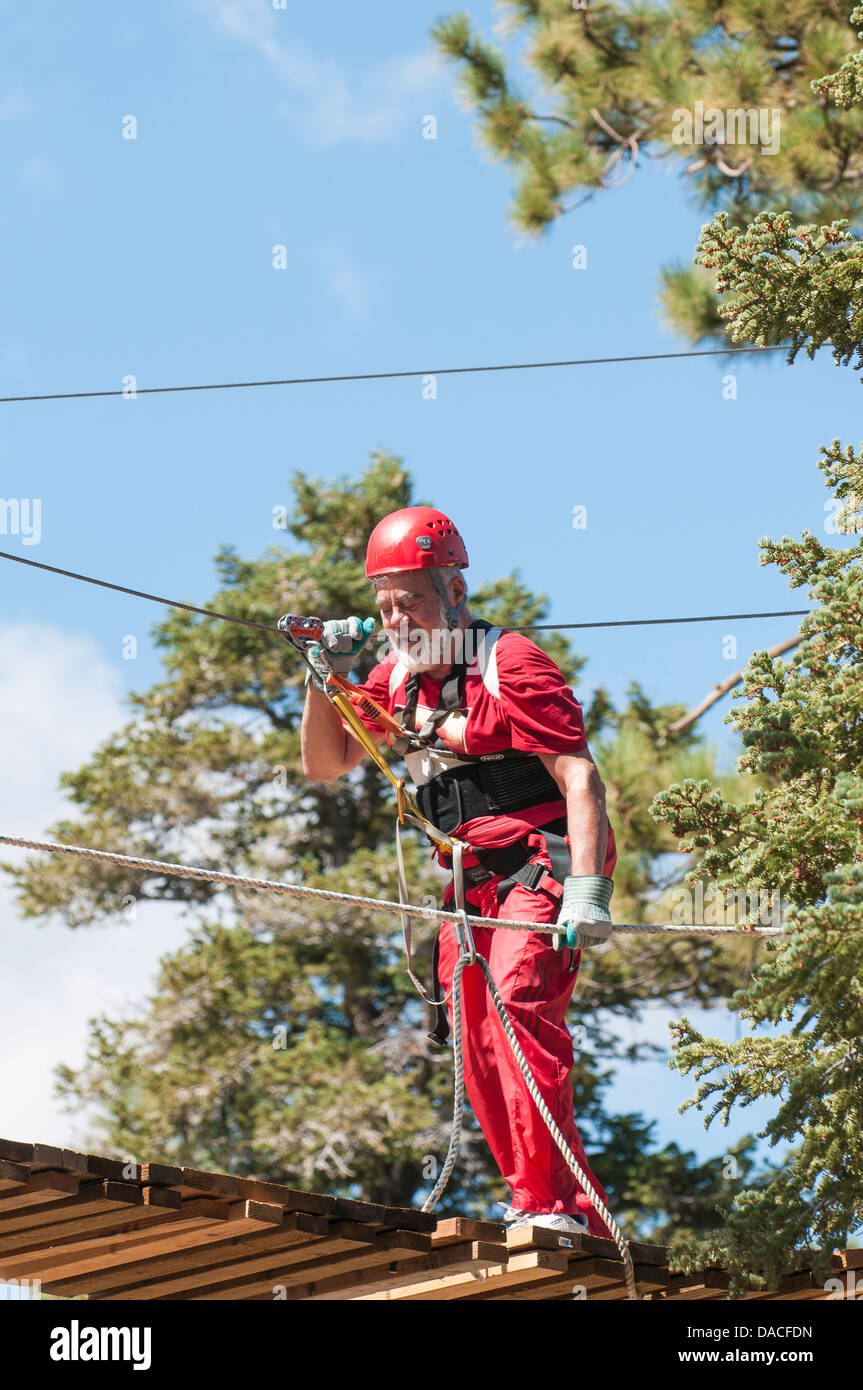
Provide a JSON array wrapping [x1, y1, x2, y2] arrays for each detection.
[[430, 3, 863, 1277], [431, 0, 863, 342], [3, 452, 765, 1226], [649, 206, 863, 1291]]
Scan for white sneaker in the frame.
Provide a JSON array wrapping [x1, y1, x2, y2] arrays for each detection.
[[499, 1203, 589, 1236]]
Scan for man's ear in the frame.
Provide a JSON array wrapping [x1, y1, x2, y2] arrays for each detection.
[[449, 573, 467, 605]]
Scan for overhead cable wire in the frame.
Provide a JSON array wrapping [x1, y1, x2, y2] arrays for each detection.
[[0, 549, 810, 634], [0, 344, 792, 406], [0, 549, 277, 635]]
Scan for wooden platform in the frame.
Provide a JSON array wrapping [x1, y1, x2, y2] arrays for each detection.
[[0, 1138, 858, 1301]]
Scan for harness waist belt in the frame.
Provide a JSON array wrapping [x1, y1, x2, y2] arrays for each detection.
[[416, 755, 564, 837]]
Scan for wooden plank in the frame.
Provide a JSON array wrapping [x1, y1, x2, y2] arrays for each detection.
[[664, 1269, 731, 1301], [0, 1203, 185, 1263], [332, 1198, 434, 1232], [357, 1248, 570, 1301], [0, 1139, 35, 1166], [140, 1162, 183, 1187], [768, 1286, 835, 1302], [99, 1226, 424, 1301], [496, 1277, 622, 1301], [2, 1146, 124, 1182], [379, 1208, 437, 1234], [177, 1167, 238, 1198], [431, 1219, 665, 1264], [225, 1180, 342, 1218], [0, 1159, 30, 1192], [56, 1210, 344, 1298], [115, 1164, 435, 1231], [378, 1249, 571, 1301], [0, 1182, 178, 1241], [555, 1229, 657, 1263], [431, 1217, 506, 1246], [483, 1253, 661, 1302], [612, 1238, 666, 1266], [78, 1153, 140, 1183], [0, 1190, 208, 1249], [141, 1165, 343, 1217], [588, 1282, 644, 1300], [560, 1230, 667, 1265], [271, 1193, 385, 1226], [5, 1209, 302, 1288], [474, 1271, 624, 1301], [569, 1256, 667, 1294], [56, 1149, 96, 1180], [0, 1171, 80, 1212], [0, 1213, 224, 1278], [157, 1165, 435, 1231], [665, 1286, 729, 1300], [93, 1215, 368, 1298], [0, 1140, 64, 1170], [31, 1200, 286, 1295], [182, 1230, 435, 1301], [0, 1201, 230, 1278], [144, 1164, 318, 1210], [99, 1238, 348, 1298], [135, 1167, 240, 1202], [505, 1226, 588, 1255], [131, 1225, 429, 1301], [304, 1240, 505, 1299], [30, 1143, 66, 1170]]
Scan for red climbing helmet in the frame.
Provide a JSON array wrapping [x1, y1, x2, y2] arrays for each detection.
[[365, 506, 469, 578]]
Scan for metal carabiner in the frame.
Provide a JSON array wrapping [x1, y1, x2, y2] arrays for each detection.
[[454, 907, 477, 966]]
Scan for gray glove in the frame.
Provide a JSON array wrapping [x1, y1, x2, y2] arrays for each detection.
[[306, 616, 375, 691], [555, 874, 614, 950]]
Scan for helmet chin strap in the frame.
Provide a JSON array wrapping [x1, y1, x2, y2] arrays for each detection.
[[429, 568, 466, 631]]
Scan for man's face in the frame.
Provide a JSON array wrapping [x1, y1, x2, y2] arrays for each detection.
[[373, 570, 457, 672]]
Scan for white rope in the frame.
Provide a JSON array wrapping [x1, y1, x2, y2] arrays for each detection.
[[0, 834, 787, 936], [422, 951, 469, 1212]]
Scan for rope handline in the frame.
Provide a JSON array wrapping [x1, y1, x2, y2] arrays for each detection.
[[0, 549, 810, 635], [0, 835, 787, 935], [0, 344, 793, 406]]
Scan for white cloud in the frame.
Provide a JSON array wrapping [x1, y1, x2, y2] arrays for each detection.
[[196, 0, 443, 145], [315, 243, 369, 317], [0, 623, 193, 1149]]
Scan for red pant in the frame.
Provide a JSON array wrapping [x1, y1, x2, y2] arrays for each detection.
[[436, 839, 614, 1238]]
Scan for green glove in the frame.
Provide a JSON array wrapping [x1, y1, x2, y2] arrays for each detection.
[[305, 616, 376, 692], [555, 875, 614, 950]]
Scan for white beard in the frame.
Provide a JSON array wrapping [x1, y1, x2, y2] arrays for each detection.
[[387, 604, 455, 672]]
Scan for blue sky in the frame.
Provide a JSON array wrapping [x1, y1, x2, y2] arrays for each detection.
[[0, 1, 858, 1196]]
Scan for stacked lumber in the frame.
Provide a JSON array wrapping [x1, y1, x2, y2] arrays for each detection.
[[0, 1138, 435, 1301], [0, 1139, 857, 1301]]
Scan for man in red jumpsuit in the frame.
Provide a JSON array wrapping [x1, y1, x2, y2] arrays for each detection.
[[300, 507, 617, 1238]]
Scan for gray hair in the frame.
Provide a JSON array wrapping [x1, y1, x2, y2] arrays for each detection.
[[368, 566, 468, 599]]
